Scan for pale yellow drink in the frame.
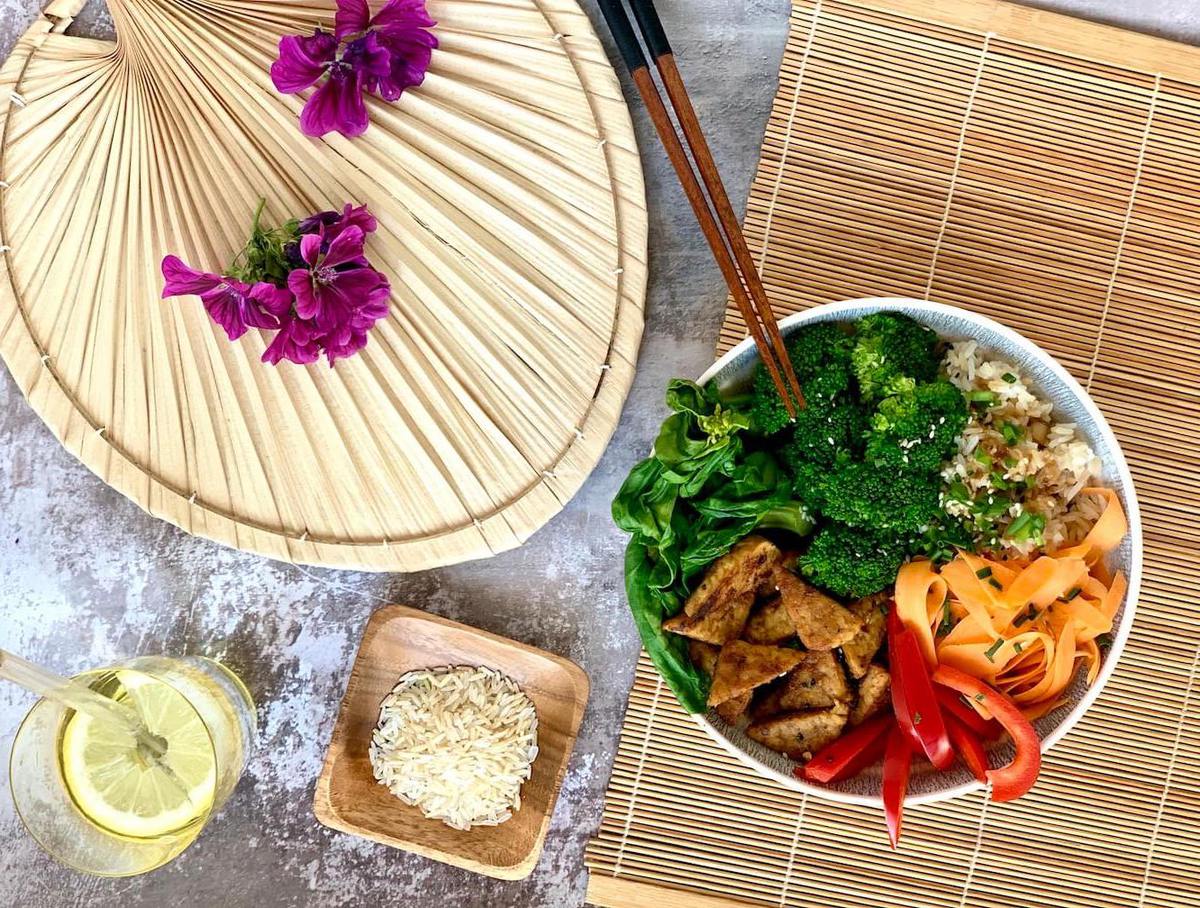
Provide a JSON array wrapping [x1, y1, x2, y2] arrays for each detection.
[[9, 655, 255, 876]]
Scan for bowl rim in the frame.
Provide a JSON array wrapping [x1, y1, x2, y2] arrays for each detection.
[[690, 297, 1144, 807]]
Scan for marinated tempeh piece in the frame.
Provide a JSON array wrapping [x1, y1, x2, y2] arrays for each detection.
[[707, 641, 804, 707], [687, 640, 720, 679], [849, 664, 891, 727], [775, 570, 862, 651], [747, 703, 849, 760], [753, 651, 851, 718], [664, 592, 753, 645], [741, 595, 795, 645], [841, 593, 888, 678], [683, 536, 781, 617], [715, 692, 752, 725]]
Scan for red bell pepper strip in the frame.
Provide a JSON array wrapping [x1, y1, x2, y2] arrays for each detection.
[[935, 685, 1002, 740], [887, 608, 955, 771], [944, 714, 989, 783], [799, 713, 893, 784], [882, 725, 914, 849], [931, 665, 1041, 802]]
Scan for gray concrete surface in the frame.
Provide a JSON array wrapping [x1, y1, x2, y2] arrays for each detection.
[[0, 1, 1196, 906]]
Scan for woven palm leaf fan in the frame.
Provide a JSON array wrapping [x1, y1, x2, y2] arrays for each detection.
[[0, 0, 646, 570]]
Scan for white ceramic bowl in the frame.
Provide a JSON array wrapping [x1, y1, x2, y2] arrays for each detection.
[[690, 298, 1142, 806]]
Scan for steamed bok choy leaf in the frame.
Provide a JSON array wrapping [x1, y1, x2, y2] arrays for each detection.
[[613, 380, 813, 713]]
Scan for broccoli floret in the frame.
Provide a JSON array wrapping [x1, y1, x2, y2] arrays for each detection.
[[747, 325, 855, 435], [748, 363, 796, 436], [787, 458, 830, 513], [786, 322, 854, 381], [798, 523, 910, 598], [819, 460, 941, 532], [851, 313, 940, 401], [865, 380, 968, 472], [782, 402, 868, 469]]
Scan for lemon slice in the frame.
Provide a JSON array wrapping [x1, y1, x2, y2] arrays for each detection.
[[61, 671, 217, 839]]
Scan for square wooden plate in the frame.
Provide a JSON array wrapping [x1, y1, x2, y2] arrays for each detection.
[[313, 604, 589, 880]]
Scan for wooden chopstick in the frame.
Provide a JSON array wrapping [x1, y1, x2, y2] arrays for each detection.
[[627, 0, 804, 409], [595, 0, 804, 414]]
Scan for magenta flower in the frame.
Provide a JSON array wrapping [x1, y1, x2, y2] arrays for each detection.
[[271, 0, 437, 138], [163, 200, 389, 367], [336, 0, 437, 100], [161, 256, 286, 340], [287, 228, 391, 364]]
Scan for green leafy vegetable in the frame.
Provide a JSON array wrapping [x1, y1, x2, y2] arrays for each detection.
[[613, 382, 815, 713]]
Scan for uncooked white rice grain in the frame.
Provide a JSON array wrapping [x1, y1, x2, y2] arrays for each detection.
[[369, 666, 538, 830]]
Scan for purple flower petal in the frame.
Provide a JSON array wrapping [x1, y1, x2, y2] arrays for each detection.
[[198, 280, 255, 341], [298, 210, 340, 235], [161, 255, 223, 298], [299, 67, 369, 138], [270, 31, 338, 94], [321, 226, 366, 269], [263, 316, 322, 365], [335, 0, 372, 40], [300, 203, 377, 241], [288, 268, 320, 321], [372, 0, 436, 35], [337, 203, 378, 237], [375, 41, 434, 100], [298, 233, 324, 267], [371, 0, 437, 101], [350, 272, 392, 328], [249, 282, 294, 320], [343, 32, 392, 94], [324, 329, 371, 365]]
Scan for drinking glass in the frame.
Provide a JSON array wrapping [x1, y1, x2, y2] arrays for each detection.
[[8, 655, 255, 876]]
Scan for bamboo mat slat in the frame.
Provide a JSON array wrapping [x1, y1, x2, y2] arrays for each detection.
[[587, 1, 1200, 905]]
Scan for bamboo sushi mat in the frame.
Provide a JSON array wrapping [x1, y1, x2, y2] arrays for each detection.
[[586, 1, 1200, 906]]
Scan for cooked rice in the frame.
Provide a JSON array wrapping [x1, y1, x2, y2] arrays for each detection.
[[369, 665, 538, 830], [941, 340, 1103, 555]]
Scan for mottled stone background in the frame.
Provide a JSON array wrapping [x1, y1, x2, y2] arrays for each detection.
[[0, 1, 1196, 906]]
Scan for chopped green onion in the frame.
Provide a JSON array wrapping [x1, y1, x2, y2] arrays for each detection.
[[976, 566, 993, 579], [984, 639, 1004, 662], [974, 449, 993, 468], [1014, 604, 1041, 627], [1013, 641, 1024, 654], [1000, 422, 1024, 445], [974, 692, 986, 703], [1064, 586, 1081, 601], [913, 711, 923, 725], [1002, 372, 1018, 383], [937, 598, 954, 636], [1005, 511, 1034, 541], [988, 578, 1003, 590], [947, 481, 971, 503], [966, 390, 999, 405], [1097, 632, 1115, 650], [1004, 456, 1018, 468], [984, 497, 1010, 518], [991, 473, 1010, 491]]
